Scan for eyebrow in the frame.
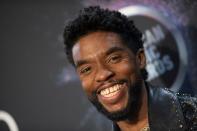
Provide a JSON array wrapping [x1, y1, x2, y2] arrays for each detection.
[[105, 46, 125, 56], [75, 59, 89, 68]]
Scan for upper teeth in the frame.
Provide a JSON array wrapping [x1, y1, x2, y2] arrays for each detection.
[[100, 84, 122, 97]]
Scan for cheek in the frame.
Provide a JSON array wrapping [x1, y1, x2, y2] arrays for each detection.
[[80, 76, 95, 97], [115, 61, 136, 77]]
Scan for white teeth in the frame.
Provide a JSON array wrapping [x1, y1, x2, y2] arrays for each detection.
[[110, 87, 113, 92], [100, 84, 122, 97]]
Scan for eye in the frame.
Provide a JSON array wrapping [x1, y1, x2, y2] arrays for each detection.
[[80, 66, 91, 75], [108, 54, 122, 64]]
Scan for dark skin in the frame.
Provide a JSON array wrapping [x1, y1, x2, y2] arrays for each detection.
[[72, 31, 148, 131]]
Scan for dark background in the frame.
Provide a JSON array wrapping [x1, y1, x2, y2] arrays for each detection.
[[0, 0, 197, 131]]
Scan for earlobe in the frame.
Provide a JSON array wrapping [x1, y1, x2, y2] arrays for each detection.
[[136, 48, 146, 69]]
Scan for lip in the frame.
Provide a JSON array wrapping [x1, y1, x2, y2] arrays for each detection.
[[97, 82, 127, 105], [96, 83, 117, 94], [96, 80, 126, 94]]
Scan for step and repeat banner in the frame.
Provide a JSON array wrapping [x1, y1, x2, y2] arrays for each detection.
[[1, 0, 197, 131]]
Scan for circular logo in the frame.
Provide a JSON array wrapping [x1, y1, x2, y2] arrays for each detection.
[[119, 5, 188, 92]]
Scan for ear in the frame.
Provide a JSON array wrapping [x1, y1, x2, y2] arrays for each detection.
[[136, 48, 146, 69]]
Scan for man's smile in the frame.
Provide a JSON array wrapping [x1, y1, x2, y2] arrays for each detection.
[[97, 82, 128, 105], [100, 84, 122, 97]]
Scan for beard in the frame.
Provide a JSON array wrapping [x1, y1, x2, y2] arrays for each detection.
[[88, 76, 144, 122]]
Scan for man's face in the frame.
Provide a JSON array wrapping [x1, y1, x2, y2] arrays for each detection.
[[72, 31, 145, 121]]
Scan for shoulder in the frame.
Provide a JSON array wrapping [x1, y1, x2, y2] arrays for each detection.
[[149, 85, 197, 130], [176, 93, 197, 131]]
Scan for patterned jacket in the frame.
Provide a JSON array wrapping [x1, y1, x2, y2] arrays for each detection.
[[112, 85, 197, 131]]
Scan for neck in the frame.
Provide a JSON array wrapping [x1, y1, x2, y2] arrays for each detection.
[[116, 82, 149, 131]]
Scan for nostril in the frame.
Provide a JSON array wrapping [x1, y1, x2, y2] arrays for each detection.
[[96, 69, 114, 82]]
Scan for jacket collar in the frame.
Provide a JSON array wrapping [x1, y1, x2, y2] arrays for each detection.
[[147, 85, 186, 131]]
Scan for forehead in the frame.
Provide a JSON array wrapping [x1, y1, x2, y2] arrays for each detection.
[[72, 31, 127, 60]]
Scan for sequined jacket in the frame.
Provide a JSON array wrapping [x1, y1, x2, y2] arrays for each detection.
[[112, 85, 197, 131]]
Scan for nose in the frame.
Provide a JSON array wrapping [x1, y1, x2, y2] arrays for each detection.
[[95, 64, 114, 83]]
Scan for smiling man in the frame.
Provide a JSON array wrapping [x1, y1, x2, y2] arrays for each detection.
[[63, 6, 197, 131]]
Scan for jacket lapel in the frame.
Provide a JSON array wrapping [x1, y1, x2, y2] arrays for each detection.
[[147, 85, 187, 131]]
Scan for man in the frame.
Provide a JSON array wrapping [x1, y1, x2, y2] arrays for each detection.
[[63, 6, 197, 131]]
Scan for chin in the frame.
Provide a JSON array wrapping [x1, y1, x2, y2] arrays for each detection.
[[103, 99, 129, 113]]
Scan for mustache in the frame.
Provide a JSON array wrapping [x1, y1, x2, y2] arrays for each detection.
[[108, 79, 127, 85]]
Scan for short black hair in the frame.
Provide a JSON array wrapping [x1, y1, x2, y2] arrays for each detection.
[[63, 6, 147, 79]]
